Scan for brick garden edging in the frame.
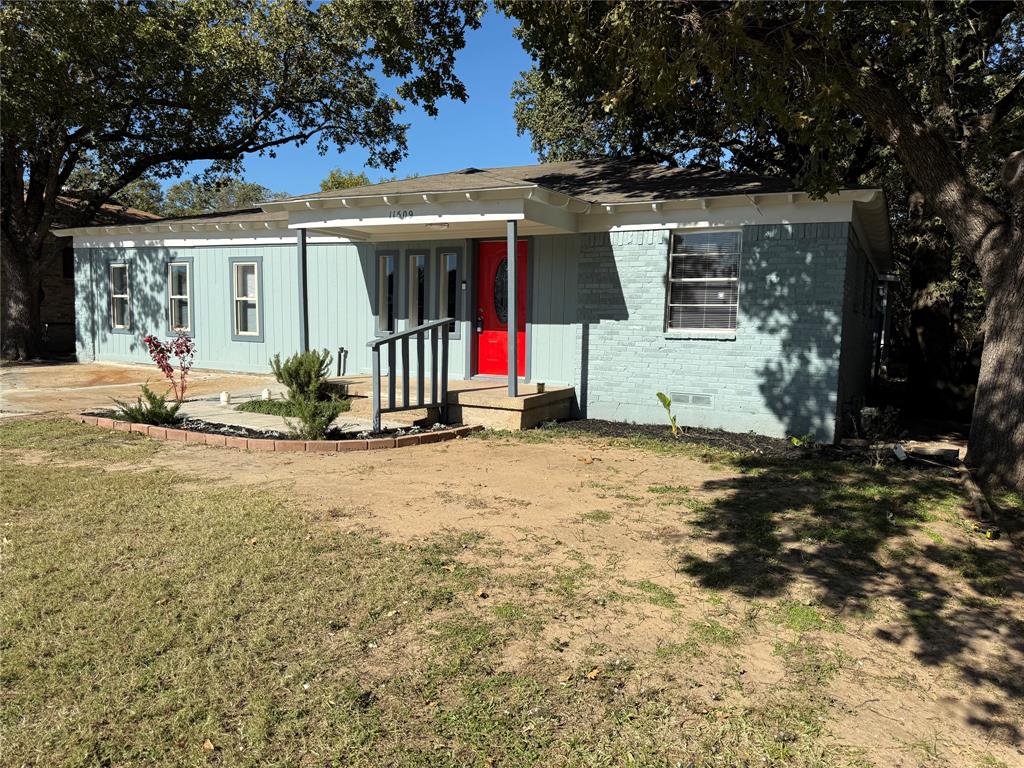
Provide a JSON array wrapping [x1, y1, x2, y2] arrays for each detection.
[[71, 414, 481, 452]]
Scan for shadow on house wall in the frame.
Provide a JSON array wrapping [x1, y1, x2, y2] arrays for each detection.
[[564, 225, 849, 440]]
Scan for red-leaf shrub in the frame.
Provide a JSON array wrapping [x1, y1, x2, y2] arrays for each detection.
[[142, 331, 195, 403]]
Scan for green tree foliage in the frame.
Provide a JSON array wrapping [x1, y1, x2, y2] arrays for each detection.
[[320, 169, 372, 191], [500, 0, 1024, 489], [1, 0, 484, 357], [161, 177, 287, 217]]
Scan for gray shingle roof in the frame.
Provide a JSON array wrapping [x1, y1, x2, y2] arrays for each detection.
[[280, 158, 798, 205]]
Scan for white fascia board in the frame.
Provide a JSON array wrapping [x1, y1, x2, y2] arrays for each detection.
[[263, 184, 538, 212], [286, 198, 528, 230], [582, 197, 858, 233], [68, 230, 356, 249]]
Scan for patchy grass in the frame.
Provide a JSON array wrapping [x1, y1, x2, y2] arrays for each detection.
[[576, 509, 613, 524], [235, 395, 351, 418], [622, 578, 678, 608], [0, 416, 159, 462], [2, 418, 1020, 768], [769, 601, 844, 633]]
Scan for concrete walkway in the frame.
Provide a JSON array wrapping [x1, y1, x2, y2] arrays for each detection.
[[0, 362, 278, 418]]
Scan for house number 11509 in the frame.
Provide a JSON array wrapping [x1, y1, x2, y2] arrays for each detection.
[[388, 209, 415, 220]]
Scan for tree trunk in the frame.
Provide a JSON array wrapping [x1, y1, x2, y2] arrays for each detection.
[[0, 233, 44, 360], [847, 77, 1024, 490], [965, 241, 1024, 491]]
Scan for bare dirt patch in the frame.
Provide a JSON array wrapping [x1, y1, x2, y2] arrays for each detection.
[[0, 361, 275, 415], [5, 418, 1021, 767]]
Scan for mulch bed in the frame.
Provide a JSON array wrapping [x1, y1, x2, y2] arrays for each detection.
[[83, 410, 447, 441], [546, 419, 961, 474], [549, 419, 806, 459]]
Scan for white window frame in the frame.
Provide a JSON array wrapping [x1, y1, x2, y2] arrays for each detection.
[[665, 230, 741, 333], [109, 262, 130, 330], [377, 252, 396, 334], [167, 262, 191, 332], [232, 261, 260, 337]]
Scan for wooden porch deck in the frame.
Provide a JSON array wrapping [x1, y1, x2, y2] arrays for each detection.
[[328, 376, 576, 430]]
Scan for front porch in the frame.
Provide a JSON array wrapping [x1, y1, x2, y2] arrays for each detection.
[[330, 376, 576, 430]]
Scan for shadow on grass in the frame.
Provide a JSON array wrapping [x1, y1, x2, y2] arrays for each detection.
[[676, 455, 1024, 744]]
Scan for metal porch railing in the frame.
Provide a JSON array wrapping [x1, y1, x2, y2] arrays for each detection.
[[367, 318, 452, 433]]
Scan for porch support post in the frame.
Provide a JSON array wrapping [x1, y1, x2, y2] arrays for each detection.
[[506, 219, 518, 397], [297, 227, 309, 353]]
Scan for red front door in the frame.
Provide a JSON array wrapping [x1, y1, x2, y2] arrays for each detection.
[[476, 239, 527, 377]]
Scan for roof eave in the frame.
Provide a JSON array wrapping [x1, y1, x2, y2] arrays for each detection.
[[52, 218, 289, 238], [260, 183, 592, 214]]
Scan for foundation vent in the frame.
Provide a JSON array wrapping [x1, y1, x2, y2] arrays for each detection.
[[670, 391, 714, 409]]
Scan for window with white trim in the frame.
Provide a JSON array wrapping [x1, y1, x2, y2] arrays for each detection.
[[377, 253, 396, 333], [109, 263, 130, 329], [232, 261, 260, 336], [168, 262, 191, 331], [666, 231, 740, 331]]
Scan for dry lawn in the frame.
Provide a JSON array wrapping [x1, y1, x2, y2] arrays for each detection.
[[1, 418, 1021, 768]]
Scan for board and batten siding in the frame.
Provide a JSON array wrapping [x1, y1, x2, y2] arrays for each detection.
[[306, 239, 474, 379], [528, 234, 581, 386], [74, 243, 301, 373]]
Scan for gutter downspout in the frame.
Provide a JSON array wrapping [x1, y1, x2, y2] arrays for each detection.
[[297, 228, 309, 353]]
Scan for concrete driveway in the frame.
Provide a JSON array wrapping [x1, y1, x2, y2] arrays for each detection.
[[0, 362, 278, 417]]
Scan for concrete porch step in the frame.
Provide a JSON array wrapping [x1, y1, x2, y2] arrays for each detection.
[[328, 376, 576, 430]]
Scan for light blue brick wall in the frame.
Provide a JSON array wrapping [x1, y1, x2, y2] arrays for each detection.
[[544, 223, 852, 441]]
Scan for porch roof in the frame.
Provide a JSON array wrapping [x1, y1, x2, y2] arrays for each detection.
[[51, 158, 890, 268]]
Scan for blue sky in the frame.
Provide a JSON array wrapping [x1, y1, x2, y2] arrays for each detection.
[[236, 7, 537, 197]]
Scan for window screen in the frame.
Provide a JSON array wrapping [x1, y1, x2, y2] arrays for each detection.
[[666, 231, 740, 331]]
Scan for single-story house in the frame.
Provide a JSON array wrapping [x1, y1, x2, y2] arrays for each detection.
[[1, 197, 158, 355], [55, 158, 890, 441]]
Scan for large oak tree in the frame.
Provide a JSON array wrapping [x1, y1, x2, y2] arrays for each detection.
[[501, 0, 1024, 490], [1, 0, 483, 358]]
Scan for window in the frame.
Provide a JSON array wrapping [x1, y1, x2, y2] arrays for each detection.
[[232, 261, 260, 337], [408, 252, 428, 326], [377, 253, 396, 333], [168, 262, 191, 332], [666, 231, 740, 332], [437, 250, 460, 334], [109, 263, 130, 330]]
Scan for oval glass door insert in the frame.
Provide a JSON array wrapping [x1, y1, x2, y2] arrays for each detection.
[[494, 258, 508, 324]]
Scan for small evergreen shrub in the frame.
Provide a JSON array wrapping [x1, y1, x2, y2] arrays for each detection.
[[112, 384, 182, 425], [269, 349, 332, 401], [285, 397, 336, 440]]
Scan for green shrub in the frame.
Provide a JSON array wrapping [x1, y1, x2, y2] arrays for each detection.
[[285, 397, 336, 440], [269, 349, 332, 401], [236, 397, 350, 418], [111, 384, 182, 425]]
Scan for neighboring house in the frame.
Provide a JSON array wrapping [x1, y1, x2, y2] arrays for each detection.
[[54, 158, 890, 441], [1, 197, 158, 354]]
